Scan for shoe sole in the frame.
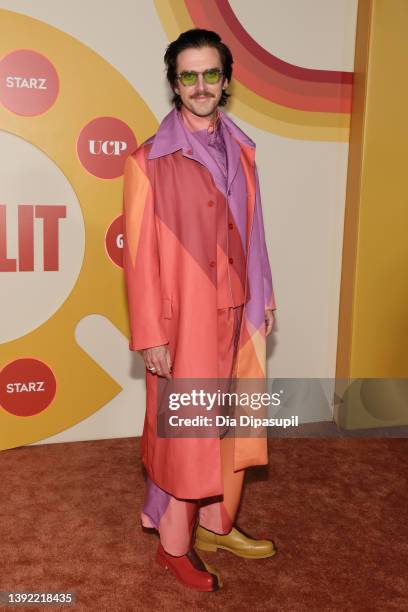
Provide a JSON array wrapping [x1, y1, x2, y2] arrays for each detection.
[[156, 549, 220, 592], [195, 540, 278, 559]]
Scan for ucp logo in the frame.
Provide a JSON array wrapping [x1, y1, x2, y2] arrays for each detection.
[[77, 116, 137, 179]]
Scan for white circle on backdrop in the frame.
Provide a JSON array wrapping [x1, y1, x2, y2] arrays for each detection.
[[0, 131, 85, 343]]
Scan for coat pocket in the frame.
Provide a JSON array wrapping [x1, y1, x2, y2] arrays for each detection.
[[162, 298, 173, 319]]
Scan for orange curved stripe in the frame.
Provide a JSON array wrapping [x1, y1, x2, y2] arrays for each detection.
[[232, 63, 351, 113]]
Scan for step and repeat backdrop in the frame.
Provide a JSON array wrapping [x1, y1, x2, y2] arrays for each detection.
[[0, 1, 358, 449]]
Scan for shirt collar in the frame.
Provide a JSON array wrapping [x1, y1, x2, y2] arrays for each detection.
[[148, 107, 255, 160], [207, 109, 221, 135]]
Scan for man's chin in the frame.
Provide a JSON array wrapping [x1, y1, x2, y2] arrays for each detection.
[[187, 102, 219, 118]]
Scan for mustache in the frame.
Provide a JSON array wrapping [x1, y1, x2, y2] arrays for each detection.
[[190, 92, 215, 99]]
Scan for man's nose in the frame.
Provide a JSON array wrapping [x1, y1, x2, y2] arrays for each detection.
[[196, 73, 206, 87]]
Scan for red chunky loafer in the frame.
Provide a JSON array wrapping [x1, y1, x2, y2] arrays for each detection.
[[156, 543, 222, 592]]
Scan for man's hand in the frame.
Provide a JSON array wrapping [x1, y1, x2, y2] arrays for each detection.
[[142, 344, 172, 379], [265, 309, 275, 337]]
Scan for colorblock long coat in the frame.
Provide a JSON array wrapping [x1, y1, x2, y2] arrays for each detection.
[[123, 108, 276, 499]]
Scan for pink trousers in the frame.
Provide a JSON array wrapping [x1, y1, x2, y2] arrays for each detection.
[[141, 305, 244, 556]]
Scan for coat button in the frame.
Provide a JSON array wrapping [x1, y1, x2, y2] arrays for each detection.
[[209, 261, 216, 268], [187, 148, 193, 155], [228, 257, 234, 264], [228, 189, 232, 196], [208, 200, 215, 207], [228, 222, 234, 229]]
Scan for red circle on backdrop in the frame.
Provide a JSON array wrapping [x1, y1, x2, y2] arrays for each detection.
[[77, 116, 137, 179], [0, 49, 59, 116], [0, 358, 57, 417], [105, 214, 123, 268]]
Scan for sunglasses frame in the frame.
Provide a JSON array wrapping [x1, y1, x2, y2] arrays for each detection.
[[176, 68, 224, 87]]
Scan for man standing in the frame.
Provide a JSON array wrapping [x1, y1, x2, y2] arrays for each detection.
[[123, 29, 276, 592]]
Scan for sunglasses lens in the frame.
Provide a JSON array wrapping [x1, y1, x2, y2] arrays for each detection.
[[204, 69, 222, 84], [180, 72, 197, 86], [179, 70, 222, 86]]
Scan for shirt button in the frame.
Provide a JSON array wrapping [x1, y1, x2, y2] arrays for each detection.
[[209, 260, 216, 268], [208, 200, 215, 207], [228, 257, 234, 264], [228, 222, 234, 229]]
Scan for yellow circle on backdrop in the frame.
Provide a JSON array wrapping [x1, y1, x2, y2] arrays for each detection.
[[0, 9, 158, 449]]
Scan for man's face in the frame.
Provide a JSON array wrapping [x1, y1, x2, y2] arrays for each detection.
[[174, 46, 228, 118]]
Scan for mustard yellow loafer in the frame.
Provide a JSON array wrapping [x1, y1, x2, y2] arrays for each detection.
[[195, 525, 277, 559]]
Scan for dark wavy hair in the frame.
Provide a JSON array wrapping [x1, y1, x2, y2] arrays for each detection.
[[164, 29, 233, 109]]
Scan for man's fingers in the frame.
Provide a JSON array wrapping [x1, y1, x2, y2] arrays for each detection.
[[151, 355, 162, 372], [265, 313, 274, 337], [144, 350, 156, 372], [144, 352, 154, 371], [157, 353, 171, 379], [166, 350, 172, 373], [143, 346, 172, 378]]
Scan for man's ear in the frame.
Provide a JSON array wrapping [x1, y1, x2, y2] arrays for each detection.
[[222, 78, 229, 91], [174, 86, 180, 95]]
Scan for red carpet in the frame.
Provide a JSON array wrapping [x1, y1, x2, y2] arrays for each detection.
[[1, 437, 407, 611]]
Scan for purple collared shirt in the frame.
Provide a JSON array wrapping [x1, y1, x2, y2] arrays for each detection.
[[188, 122, 228, 194], [176, 111, 235, 198]]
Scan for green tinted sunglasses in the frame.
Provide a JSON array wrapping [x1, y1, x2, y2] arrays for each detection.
[[176, 68, 223, 87]]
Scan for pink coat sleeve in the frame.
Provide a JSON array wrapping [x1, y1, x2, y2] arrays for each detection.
[[122, 152, 168, 351], [255, 165, 276, 311]]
